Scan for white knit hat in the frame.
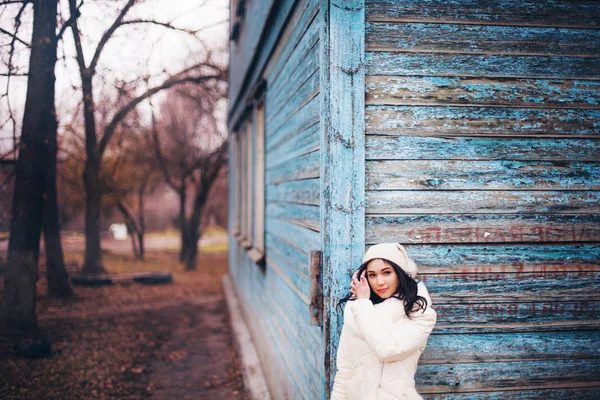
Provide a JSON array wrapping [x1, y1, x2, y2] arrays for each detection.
[[362, 243, 418, 278]]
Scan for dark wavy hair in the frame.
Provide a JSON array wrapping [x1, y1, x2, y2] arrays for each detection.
[[337, 259, 428, 318]]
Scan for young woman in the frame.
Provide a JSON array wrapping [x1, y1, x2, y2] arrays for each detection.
[[331, 243, 437, 400]]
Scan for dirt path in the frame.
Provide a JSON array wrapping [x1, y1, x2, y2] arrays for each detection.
[[1, 295, 249, 400], [1, 251, 249, 400], [145, 297, 248, 399]]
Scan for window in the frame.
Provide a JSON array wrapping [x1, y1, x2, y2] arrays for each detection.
[[234, 80, 266, 267], [229, 0, 246, 42], [248, 101, 265, 265], [241, 120, 253, 249], [232, 131, 241, 237]]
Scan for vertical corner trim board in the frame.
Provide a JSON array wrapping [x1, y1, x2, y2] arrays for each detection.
[[320, 0, 366, 398]]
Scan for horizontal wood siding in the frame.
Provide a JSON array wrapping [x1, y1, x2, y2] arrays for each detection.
[[229, 0, 297, 129], [365, 0, 600, 398], [229, 0, 274, 110], [231, 1, 323, 399]]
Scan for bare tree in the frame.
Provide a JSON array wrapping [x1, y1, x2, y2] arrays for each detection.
[[1, 0, 60, 334], [103, 118, 162, 260], [67, 0, 226, 273], [43, 136, 73, 299], [1, 0, 76, 309], [153, 84, 227, 270]]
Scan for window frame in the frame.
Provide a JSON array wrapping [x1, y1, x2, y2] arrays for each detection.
[[247, 99, 265, 266], [234, 79, 266, 267]]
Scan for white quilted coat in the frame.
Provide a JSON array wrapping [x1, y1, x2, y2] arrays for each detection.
[[331, 282, 436, 400]]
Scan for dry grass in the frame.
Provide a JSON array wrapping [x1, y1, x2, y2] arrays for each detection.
[[36, 249, 228, 318]]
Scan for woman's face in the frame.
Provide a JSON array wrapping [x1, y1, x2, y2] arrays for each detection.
[[366, 259, 400, 299]]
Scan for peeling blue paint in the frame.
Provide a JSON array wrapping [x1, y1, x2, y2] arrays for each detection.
[[366, 53, 600, 79]]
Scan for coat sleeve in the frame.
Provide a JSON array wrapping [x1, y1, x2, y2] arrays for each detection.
[[349, 297, 436, 362], [331, 312, 353, 400]]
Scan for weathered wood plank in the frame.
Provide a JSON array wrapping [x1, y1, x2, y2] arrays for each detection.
[[229, 0, 297, 130], [367, 23, 600, 56], [423, 272, 600, 303], [394, 244, 600, 274], [266, 69, 319, 135], [228, 0, 275, 107], [365, 106, 600, 136], [264, 3, 319, 100], [242, 302, 296, 400], [416, 359, 600, 393], [254, 293, 320, 400], [266, 202, 320, 232], [365, 76, 600, 108], [365, 136, 600, 161], [367, 191, 600, 215], [309, 250, 323, 326], [265, 216, 320, 250], [264, 267, 322, 351], [265, 149, 319, 184], [433, 301, 600, 333], [266, 122, 319, 169], [235, 254, 321, 399], [425, 387, 600, 400], [266, 44, 320, 124], [263, 0, 319, 88], [322, 0, 366, 396], [265, 231, 310, 279], [267, 95, 320, 150], [366, 160, 600, 190], [367, 214, 600, 244], [366, 53, 600, 79], [366, 0, 600, 28], [422, 331, 600, 363], [266, 178, 320, 205], [266, 254, 310, 305]]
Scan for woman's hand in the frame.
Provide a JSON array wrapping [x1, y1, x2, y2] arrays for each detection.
[[350, 270, 370, 300]]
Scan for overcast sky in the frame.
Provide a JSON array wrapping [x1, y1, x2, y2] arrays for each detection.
[[0, 0, 229, 153]]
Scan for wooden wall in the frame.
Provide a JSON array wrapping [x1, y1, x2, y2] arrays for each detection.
[[228, 0, 325, 398], [229, 0, 273, 111], [364, 0, 600, 397]]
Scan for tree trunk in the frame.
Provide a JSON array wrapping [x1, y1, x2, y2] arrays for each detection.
[[137, 178, 147, 260], [181, 226, 192, 266], [44, 142, 73, 298], [128, 223, 139, 258], [178, 188, 187, 262], [137, 233, 145, 260], [1, 0, 58, 334], [183, 228, 200, 271], [82, 157, 105, 273], [183, 189, 207, 271]]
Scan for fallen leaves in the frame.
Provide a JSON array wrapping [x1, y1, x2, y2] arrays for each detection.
[[0, 250, 248, 399]]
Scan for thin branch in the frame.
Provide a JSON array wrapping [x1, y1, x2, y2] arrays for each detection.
[[68, 0, 87, 74], [120, 18, 228, 36], [150, 100, 177, 192], [89, 0, 135, 72], [0, 26, 30, 47], [99, 65, 226, 155], [4, 1, 29, 154], [56, 0, 82, 41], [120, 19, 196, 35]]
